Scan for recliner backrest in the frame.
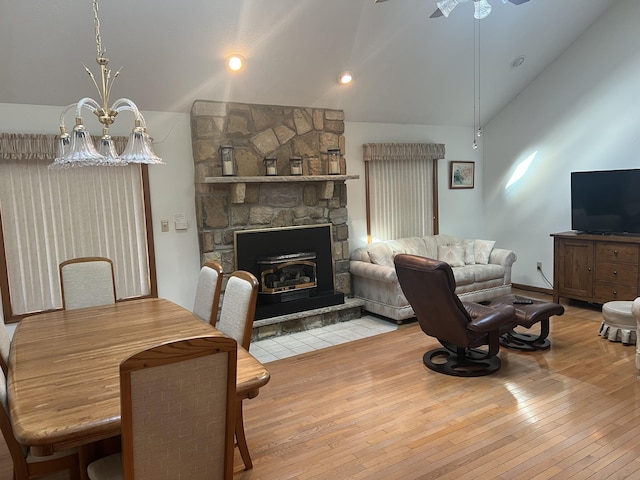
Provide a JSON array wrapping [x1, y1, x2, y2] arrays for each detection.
[[394, 254, 472, 346]]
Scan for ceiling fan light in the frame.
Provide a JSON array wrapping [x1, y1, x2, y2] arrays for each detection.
[[436, 0, 459, 17], [474, 0, 492, 19]]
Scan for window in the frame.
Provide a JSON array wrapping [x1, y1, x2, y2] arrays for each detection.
[[363, 143, 445, 242], [0, 133, 157, 322]]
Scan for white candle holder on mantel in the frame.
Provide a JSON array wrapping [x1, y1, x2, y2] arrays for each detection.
[[219, 145, 236, 176], [264, 157, 278, 176], [290, 157, 303, 176], [328, 148, 341, 175]]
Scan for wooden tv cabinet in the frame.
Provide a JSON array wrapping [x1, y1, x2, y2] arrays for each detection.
[[552, 231, 640, 304]]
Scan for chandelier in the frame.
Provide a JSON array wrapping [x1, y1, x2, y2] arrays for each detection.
[[51, 0, 163, 168]]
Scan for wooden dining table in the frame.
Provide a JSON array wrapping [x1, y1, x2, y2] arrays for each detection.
[[7, 297, 270, 464]]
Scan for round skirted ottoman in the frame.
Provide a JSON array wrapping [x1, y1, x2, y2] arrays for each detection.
[[600, 301, 637, 345]]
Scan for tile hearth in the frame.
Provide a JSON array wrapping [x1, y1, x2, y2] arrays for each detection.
[[250, 315, 397, 363]]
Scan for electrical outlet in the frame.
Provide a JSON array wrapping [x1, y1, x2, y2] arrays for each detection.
[[537, 261, 542, 270]]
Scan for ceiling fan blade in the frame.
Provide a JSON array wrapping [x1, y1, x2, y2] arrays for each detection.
[[430, 8, 444, 18], [436, 0, 459, 17], [508, 0, 530, 5], [374, 0, 391, 3]]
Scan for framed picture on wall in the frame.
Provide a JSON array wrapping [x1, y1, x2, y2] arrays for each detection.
[[449, 161, 475, 189]]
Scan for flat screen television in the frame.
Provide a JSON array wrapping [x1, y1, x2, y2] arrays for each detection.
[[571, 168, 640, 235]]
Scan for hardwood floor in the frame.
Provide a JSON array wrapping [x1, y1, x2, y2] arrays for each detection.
[[3, 295, 640, 479]]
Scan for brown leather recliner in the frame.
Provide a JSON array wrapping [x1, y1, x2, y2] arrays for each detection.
[[394, 254, 517, 377]]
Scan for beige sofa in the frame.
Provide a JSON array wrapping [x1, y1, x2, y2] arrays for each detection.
[[349, 234, 517, 323]]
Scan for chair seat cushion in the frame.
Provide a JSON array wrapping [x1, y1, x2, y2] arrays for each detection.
[[87, 452, 123, 480]]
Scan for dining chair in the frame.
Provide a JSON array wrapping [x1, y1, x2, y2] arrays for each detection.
[[59, 257, 117, 310], [218, 270, 258, 469], [193, 261, 224, 325], [218, 270, 259, 351], [0, 321, 10, 376], [0, 369, 81, 480], [87, 335, 237, 480]]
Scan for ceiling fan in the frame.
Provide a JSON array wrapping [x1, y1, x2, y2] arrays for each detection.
[[374, 0, 530, 20]]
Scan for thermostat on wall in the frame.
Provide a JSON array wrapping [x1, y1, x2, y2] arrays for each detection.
[[174, 213, 188, 231]]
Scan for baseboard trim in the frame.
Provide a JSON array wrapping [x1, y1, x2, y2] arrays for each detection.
[[512, 283, 553, 296]]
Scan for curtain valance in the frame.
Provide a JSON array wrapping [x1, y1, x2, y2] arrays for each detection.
[[362, 143, 445, 162], [0, 133, 128, 161]]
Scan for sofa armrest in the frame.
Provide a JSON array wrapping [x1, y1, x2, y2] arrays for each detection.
[[489, 248, 517, 268], [350, 260, 398, 283]]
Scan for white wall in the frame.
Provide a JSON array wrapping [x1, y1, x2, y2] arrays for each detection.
[[482, 0, 640, 288], [0, 103, 202, 311], [344, 122, 485, 251]]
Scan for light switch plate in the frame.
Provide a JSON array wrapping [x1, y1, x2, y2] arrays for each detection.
[[174, 213, 188, 231]]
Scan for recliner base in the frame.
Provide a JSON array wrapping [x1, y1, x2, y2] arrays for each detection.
[[423, 348, 501, 377]]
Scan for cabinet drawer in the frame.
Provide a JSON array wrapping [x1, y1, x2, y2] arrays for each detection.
[[595, 262, 638, 284], [596, 243, 638, 263], [594, 281, 638, 301]]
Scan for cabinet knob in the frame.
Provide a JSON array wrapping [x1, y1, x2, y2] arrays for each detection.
[[613, 290, 617, 295], [614, 250, 619, 255], [588, 267, 592, 272], [613, 270, 618, 275]]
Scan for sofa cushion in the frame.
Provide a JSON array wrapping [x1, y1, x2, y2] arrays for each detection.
[[437, 244, 465, 267], [467, 263, 504, 282], [474, 239, 496, 264], [392, 237, 429, 257], [366, 237, 428, 267], [462, 239, 475, 265], [367, 243, 395, 267], [451, 267, 475, 286], [422, 236, 439, 259]]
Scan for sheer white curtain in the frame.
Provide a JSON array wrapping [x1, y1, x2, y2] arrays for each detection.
[[0, 134, 150, 316], [363, 143, 445, 242]]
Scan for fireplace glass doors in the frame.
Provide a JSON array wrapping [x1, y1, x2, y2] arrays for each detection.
[[257, 252, 317, 303], [234, 224, 344, 319]]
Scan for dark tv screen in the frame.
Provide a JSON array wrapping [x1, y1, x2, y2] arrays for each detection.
[[571, 169, 640, 235]]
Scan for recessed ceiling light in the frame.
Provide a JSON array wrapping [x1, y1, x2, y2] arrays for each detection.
[[227, 54, 245, 72], [511, 55, 526, 69], [338, 71, 353, 85]]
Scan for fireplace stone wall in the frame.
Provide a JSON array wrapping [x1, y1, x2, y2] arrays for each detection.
[[190, 100, 353, 297]]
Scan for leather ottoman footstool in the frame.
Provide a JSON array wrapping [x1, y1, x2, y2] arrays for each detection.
[[489, 294, 565, 351]]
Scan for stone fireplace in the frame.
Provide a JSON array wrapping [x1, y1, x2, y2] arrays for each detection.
[[191, 100, 361, 337]]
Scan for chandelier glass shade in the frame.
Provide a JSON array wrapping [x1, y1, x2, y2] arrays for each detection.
[[51, 0, 163, 169]]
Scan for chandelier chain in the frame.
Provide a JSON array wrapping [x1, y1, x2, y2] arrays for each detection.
[[93, 0, 104, 58]]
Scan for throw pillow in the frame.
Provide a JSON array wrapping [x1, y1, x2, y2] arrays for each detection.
[[474, 239, 496, 265], [437, 244, 465, 267], [463, 239, 475, 265], [367, 243, 395, 267]]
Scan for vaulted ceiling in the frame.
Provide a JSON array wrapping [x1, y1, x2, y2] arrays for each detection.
[[0, 0, 618, 127]]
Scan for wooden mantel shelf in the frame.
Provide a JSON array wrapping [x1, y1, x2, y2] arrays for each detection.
[[202, 175, 360, 204], [203, 174, 359, 183]]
